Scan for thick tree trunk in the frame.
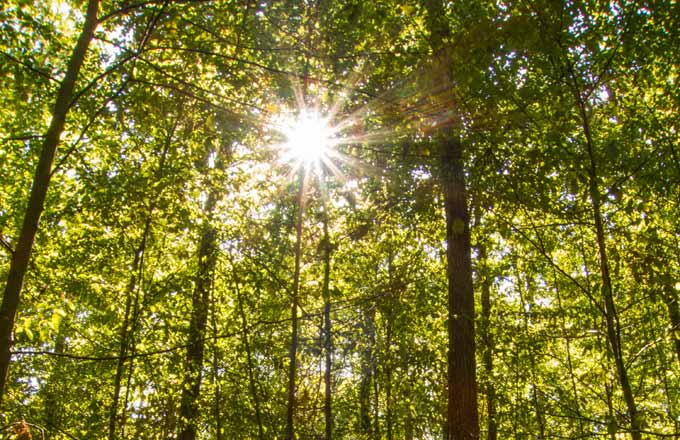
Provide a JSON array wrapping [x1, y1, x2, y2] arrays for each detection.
[[441, 137, 479, 440], [422, 1, 479, 437], [0, 0, 99, 406], [285, 174, 304, 440]]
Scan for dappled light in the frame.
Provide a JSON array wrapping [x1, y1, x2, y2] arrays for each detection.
[[1, 1, 678, 440]]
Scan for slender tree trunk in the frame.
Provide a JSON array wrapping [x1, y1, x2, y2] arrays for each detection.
[[108, 126, 171, 440], [321, 202, 333, 440], [516, 269, 546, 439], [576, 95, 641, 440], [359, 305, 376, 436], [477, 241, 497, 440], [384, 249, 395, 440], [178, 188, 218, 440], [552, 267, 585, 435], [285, 173, 304, 440], [441, 137, 479, 440], [44, 319, 67, 439], [108, 222, 150, 440], [0, 0, 99, 405], [661, 284, 680, 367], [234, 276, 265, 440]]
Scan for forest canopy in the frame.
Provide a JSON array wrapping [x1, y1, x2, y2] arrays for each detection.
[[1, 1, 679, 439]]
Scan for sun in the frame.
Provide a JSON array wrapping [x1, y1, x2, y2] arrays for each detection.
[[278, 110, 336, 171]]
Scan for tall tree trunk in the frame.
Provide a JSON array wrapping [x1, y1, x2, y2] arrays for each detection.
[[44, 319, 67, 439], [552, 266, 585, 435], [108, 221, 150, 440], [477, 240, 497, 440], [285, 173, 304, 440], [516, 269, 546, 439], [178, 192, 218, 440], [322, 202, 333, 440], [0, 0, 99, 405], [661, 284, 680, 368], [108, 125, 171, 440], [359, 305, 376, 436], [441, 137, 479, 440], [211, 288, 223, 440], [422, 1, 479, 437], [234, 276, 265, 440], [576, 94, 641, 440], [385, 248, 395, 440]]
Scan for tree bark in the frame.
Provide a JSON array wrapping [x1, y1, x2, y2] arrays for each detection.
[[577, 95, 642, 440], [108, 222, 149, 440], [421, 1, 479, 437], [234, 276, 265, 440], [322, 201, 333, 440], [477, 240, 497, 440], [661, 285, 680, 368], [178, 195, 218, 440], [359, 305, 376, 436], [441, 137, 479, 440], [285, 173, 304, 440], [0, 0, 100, 406]]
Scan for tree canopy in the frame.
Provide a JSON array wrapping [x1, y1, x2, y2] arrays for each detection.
[[1, 1, 679, 439]]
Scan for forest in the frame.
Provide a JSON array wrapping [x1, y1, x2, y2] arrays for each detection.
[[1, 0, 679, 439]]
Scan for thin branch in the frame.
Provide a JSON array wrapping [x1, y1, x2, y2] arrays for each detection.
[[0, 51, 60, 83]]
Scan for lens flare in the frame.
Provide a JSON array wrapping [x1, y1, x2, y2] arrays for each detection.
[[279, 110, 336, 170]]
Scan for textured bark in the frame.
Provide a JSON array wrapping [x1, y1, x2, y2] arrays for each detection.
[[422, 1, 479, 437], [441, 138, 479, 440], [0, 0, 100, 406]]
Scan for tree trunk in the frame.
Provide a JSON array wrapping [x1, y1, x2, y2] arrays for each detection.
[[477, 240, 497, 440], [661, 285, 680, 368], [322, 202, 333, 440], [234, 276, 265, 440], [422, 1, 479, 437], [178, 195, 217, 440], [108, 125, 171, 440], [285, 173, 304, 440], [44, 319, 67, 438], [441, 137, 479, 440], [516, 269, 546, 438], [359, 305, 376, 436], [108, 222, 149, 440], [0, 0, 100, 405], [577, 96, 641, 440]]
